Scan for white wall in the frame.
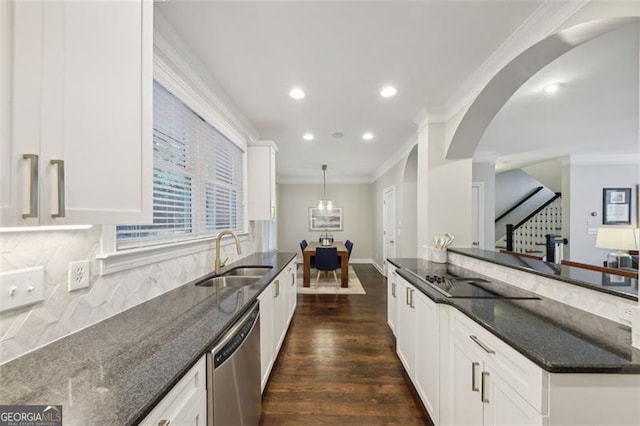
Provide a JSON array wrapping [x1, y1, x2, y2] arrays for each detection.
[[523, 158, 563, 193], [277, 183, 373, 262], [566, 161, 639, 265], [472, 162, 496, 250]]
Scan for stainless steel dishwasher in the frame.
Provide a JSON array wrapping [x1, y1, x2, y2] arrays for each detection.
[[207, 301, 261, 426]]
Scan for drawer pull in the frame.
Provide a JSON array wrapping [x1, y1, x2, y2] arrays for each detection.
[[470, 335, 495, 354], [22, 154, 39, 219], [481, 371, 490, 403], [158, 420, 170, 426], [471, 362, 480, 392], [50, 159, 65, 218], [409, 288, 415, 309], [391, 282, 396, 298]]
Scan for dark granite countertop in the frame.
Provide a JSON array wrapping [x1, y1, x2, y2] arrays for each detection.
[[0, 252, 296, 425], [447, 248, 638, 301], [387, 257, 640, 374]]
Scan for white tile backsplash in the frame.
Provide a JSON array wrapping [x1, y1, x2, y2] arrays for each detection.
[[448, 252, 637, 325], [0, 226, 256, 364]]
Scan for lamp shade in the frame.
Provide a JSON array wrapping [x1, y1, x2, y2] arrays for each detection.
[[595, 228, 639, 251]]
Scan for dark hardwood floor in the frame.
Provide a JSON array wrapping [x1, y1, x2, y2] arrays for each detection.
[[260, 264, 431, 425]]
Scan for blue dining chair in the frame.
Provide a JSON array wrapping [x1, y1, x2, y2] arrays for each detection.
[[345, 240, 354, 259], [314, 247, 340, 287], [300, 239, 314, 268]]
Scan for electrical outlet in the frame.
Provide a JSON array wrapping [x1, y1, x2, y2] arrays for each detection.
[[68, 260, 91, 291], [618, 303, 634, 322]]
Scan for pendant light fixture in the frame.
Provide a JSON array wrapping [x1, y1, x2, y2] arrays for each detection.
[[317, 164, 333, 211]]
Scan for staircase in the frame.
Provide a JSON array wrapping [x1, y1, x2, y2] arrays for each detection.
[[496, 194, 562, 259]]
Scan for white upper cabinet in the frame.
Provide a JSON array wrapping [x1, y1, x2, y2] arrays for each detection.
[[1, 0, 152, 226], [247, 141, 277, 221]]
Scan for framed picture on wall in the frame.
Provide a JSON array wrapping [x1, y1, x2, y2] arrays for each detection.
[[309, 207, 343, 231], [602, 188, 631, 225]]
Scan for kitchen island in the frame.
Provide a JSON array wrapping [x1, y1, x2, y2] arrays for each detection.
[[387, 255, 640, 425]]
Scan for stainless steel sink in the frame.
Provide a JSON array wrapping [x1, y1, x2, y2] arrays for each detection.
[[196, 276, 260, 288], [223, 266, 273, 277]]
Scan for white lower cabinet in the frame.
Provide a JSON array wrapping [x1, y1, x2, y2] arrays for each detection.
[[448, 310, 544, 426], [386, 264, 398, 335], [259, 258, 297, 393], [140, 357, 207, 426], [396, 276, 415, 376], [413, 290, 440, 424]]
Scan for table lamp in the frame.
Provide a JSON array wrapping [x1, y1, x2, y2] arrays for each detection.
[[595, 228, 639, 268]]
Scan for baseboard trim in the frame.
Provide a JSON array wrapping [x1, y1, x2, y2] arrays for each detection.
[[372, 260, 385, 276]]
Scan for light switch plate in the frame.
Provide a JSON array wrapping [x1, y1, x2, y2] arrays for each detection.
[[0, 267, 45, 313], [68, 260, 91, 291]]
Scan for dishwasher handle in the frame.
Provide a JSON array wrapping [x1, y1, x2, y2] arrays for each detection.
[[212, 302, 260, 368]]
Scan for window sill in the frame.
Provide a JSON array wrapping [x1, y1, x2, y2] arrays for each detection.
[[97, 232, 251, 276]]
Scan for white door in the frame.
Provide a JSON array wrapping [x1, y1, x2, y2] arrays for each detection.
[[471, 182, 485, 249], [383, 186, 396, 275]]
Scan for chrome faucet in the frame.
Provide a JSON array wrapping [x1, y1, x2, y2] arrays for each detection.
[[215, 230, 242, 274]]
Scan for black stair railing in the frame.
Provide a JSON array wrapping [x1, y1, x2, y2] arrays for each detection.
[[506, 192, 561, 251], [495, 186, 543, 223]]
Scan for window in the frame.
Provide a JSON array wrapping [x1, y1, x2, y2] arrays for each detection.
[[116, 82, 244, 249]]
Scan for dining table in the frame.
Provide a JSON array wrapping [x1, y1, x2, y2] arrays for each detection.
[[303, 241, 349, 288]]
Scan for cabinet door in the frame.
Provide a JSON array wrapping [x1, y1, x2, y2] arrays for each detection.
[[387, 266, 398, 335], [273, 278, 287, 353], [450, 329, 484, 426], [258, 283, 275, 392], [414, 290, 440, 423], [2, 1, 43, 226], [395, 277, 415, 376], [248, 143, 276, 221], [287, 261, 297, 324], [482, 366, 543, 426], [39, 0, 152, 224]]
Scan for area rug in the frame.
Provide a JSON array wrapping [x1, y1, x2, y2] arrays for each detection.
[[296, 265, 366, 294]]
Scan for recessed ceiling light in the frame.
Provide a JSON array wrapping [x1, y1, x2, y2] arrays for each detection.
[[303, 133, 314, 141], [362, 132, 374, 141], [289, 88, 305, 100], [331, 132, 344, 139], [543, 83, 560, 94], [380, 86, 397, 98]]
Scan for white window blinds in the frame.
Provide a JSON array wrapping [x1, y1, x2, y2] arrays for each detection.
[[117, 82, 244, 249]]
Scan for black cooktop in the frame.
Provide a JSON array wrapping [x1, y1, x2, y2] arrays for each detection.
[[420, 273, 539, 299]]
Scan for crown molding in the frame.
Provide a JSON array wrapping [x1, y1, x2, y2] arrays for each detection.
[[371, 136, 418, 183], [154, 10, 260, 144], [441, 0, 589, 122]]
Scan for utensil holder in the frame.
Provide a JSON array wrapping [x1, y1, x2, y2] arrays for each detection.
[[432, 248, 447, 264]]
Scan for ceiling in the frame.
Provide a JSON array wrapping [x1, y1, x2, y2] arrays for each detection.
[[477, 22, 640, 171], [157, 0, 546, 182]]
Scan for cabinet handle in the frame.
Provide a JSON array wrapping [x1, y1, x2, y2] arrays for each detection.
[[271, 205, 275, 220], [481, 371, 490, 403], [470, 335, 495, 354], [275, 280, 280, 297], [50, 159, 65, 218], [391, 271, 397, 277], [406, 287, 410, 305], [22, 154, 39, 219], [471, 362, 480, 392], [409, 289, 415, 309], [158, 420, 170, 426], [291, 273, 295, 286], [391, 282, 396, 298]]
